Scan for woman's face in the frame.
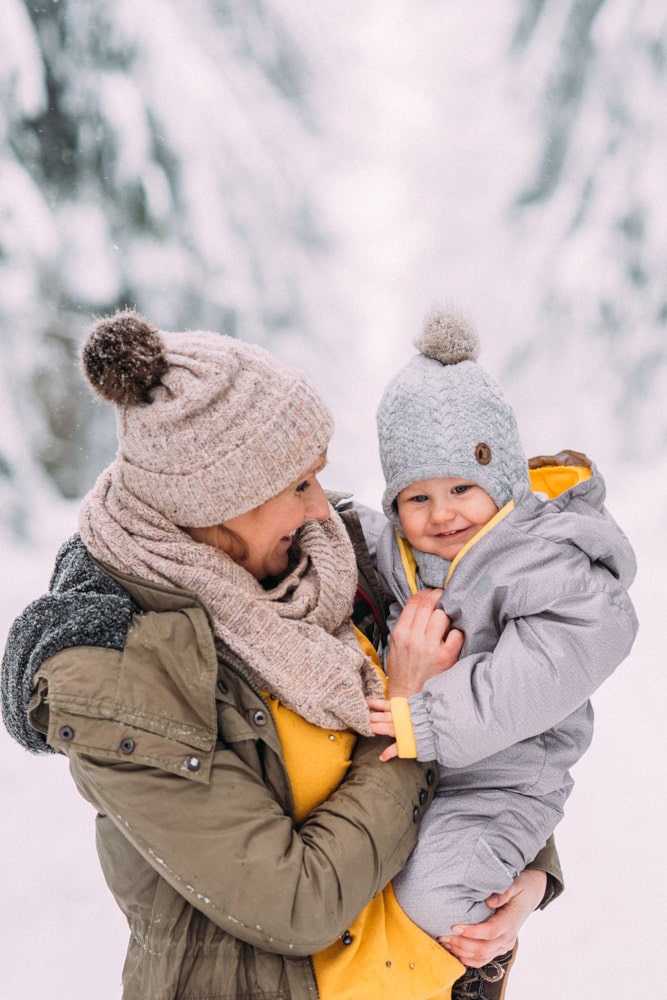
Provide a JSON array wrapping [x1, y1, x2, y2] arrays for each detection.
[[196, 454, 331, 581]]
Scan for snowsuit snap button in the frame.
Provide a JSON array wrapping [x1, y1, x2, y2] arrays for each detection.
[[419, 788, 428, 805], [426, 768, 435, 786], [185, 755, 201, 771], [253, 710, 268, 726], [412, 806, 420, 823], [59, 726, 74, 740], [120, 738, 135, 754], [216, 679, 228, 694], [341, 930, 353, 945]]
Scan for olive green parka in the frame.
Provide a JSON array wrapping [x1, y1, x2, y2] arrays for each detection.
[[20, 537, 440, 999]]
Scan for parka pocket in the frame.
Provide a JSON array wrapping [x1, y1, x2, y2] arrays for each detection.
[[47, 703, 216, 783]]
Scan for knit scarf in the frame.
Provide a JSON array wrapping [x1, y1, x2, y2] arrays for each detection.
[[79, 467, 383, 735]]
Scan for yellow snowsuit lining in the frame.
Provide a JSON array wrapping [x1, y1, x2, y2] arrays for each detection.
[[263, 627, 463, 1000]]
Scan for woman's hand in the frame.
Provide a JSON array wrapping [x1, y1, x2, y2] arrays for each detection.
[[386, 589, 464, 698], [437, 869, 547, 967]]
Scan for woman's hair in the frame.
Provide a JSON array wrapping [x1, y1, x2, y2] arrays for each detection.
[[183, 523, 249, 563]]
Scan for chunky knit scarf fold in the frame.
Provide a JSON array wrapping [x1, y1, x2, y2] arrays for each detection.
[[79, 467, 383, 735]]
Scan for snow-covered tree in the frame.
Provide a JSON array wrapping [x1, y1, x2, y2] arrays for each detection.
[[506, 0, 667, 459], [0, 0, 327, 528], [1, 0, 666, 539]]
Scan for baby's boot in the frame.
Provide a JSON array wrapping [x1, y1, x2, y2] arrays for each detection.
[[451, 943, 517, 1000]]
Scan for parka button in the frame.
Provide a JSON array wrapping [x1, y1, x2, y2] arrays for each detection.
[[185, 755, 201, 771], [253, 710, 268, 727], [426, 769, 435, 786], [59, 726, 74, 740], [418, 788, 428, 805], [412, 806, 420, 823], [120, 738, 135, 754], [217, 679, 228, 695], [341, 930, 353, 945]]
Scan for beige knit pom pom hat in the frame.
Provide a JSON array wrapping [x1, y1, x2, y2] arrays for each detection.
[[80, 309, 333, 526], [377, 308, 529, 519]]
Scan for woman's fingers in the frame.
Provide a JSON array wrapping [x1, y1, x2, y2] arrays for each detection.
[[442, 627, 465, 667], [438, 915, 515, 967], [439, 870, 546, 967], [387, 588, 464, 697], [394, 588, 446, 638]]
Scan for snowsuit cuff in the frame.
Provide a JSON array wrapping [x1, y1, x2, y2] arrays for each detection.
[[390, 698, 417, 758], [407, 692, 438, 761]]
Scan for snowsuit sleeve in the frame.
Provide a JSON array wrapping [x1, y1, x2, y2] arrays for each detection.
[[408, 582, 638, 768]]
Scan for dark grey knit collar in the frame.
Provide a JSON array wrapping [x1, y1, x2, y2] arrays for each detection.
[[1, 534, 137, 753], [413, 548, 452, 589]]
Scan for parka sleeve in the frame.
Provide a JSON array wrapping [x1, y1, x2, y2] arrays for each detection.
[[527, 835, 564, 908], [67, 734, 438, 956], [408, 582, 638, 768]]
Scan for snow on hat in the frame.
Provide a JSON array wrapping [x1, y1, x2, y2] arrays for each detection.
[[377, 308, 529, 520], [80, 309, 333, 526]]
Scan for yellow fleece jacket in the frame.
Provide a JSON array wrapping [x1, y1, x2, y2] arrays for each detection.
[[264, 629, 463, 1000]]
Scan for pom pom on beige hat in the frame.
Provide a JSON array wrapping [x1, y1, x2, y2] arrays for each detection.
[[80, 310, 333, 526]]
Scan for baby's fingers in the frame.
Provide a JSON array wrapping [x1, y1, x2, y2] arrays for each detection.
[[367, 698, 391, 712], [369, 719, 395, 737], [379, 742, 399, 762]]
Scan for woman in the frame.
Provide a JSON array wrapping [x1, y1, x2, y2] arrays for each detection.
[[1, 311, 560, 999]]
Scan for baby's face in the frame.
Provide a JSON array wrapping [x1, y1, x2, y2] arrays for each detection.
[[396, 477, 498, 562]]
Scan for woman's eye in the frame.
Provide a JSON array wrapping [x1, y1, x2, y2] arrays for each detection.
[[296, 480, 311, 494]]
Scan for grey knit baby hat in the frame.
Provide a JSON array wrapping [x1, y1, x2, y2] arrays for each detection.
[[80, 310, 333, 526], [377, 308, 528, 520]]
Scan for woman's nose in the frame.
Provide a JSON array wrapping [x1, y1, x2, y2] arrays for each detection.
[[305, 479, 331, 521]]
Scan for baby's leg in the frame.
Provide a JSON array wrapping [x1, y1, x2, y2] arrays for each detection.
[[392, 801, 518, 937]]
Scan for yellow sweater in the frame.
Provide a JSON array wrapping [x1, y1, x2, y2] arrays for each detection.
[[264, 630, 463, 1000]]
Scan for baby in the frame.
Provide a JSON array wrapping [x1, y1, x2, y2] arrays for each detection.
[[363, 310, 638, 992]]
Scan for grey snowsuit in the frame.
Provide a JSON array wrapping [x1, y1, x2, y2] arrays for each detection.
[[357, 464, 638, 935]]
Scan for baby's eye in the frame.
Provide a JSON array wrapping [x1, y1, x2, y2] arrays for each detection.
[[409, 494, 429, 503], [452, 484, 471, 495]]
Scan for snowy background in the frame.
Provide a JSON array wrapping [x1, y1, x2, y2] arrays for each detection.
[[1, 1, 666, 997]]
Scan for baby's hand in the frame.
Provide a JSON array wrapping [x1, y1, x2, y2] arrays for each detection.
[[367, 698, 394, 736], [367, 698, 399, 761]]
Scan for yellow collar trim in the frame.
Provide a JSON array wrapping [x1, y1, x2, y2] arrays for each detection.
[[394, 463, 592, 596], [444, 501, 514, 586], [395, 530, 419, 595]]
